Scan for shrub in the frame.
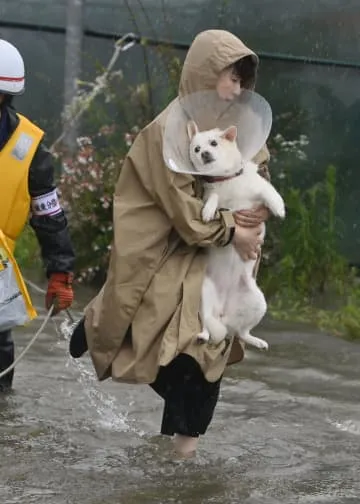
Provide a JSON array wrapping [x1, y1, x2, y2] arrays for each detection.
[[55, 124, 140, 284]]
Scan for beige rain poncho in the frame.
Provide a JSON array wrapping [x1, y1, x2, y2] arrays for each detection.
[[83, 29, 270, 384]]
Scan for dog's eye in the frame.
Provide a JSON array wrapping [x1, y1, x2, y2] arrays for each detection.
[[210, 140, 218, 147], [194, 146, 200, 153]]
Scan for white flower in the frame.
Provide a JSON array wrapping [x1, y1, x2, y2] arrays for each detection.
[[77, 136, 92, 147], [77, 155, 87, 165], [63, 162, 74, 174], [299, 135, 309, 146]]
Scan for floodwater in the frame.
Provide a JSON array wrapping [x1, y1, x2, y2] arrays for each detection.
[[1, 284, 360, 504]]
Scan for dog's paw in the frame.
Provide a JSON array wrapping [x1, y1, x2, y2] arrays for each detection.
[[274, 202, 286, 220], [201, 204, 217, 223], [269, 197, 286, 219], [240, 333, 269, 351], [197, 329, 210, 343], [269, 196, 286, 220], [201, 194, 219, 223], [252, 337, 269, 351]]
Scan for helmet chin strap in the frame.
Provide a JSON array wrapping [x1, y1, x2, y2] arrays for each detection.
[[2, 94, 13, 105], [0, 94, 13, 111]]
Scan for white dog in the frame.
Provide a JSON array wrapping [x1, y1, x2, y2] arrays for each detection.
[[187, 120, 286, 351]]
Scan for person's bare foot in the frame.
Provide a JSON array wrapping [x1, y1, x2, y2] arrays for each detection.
[[173, 434, 199, 458]]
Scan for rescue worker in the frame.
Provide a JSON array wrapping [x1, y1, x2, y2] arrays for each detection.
[[0, 39, 75, 391]]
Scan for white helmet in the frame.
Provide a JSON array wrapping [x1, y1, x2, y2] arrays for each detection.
[[0, 39, 25, 95]]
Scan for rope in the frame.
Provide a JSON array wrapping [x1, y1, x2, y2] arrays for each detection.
[[0, 279, 78, 379], [23, 278, 76, 323], [0, 304, 54, 379]]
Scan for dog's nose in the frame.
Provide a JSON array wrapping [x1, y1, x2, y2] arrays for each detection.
[[201, 151, 212, 164]]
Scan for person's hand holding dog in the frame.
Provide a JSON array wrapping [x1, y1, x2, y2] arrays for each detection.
[[233, 205, 270, 228], [232, 205, 270, 261]]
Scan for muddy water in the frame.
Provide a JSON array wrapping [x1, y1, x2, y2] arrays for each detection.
[[1, 287, 360, 504]]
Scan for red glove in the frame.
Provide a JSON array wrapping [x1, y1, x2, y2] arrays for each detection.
[[45, 272, 74, 315]]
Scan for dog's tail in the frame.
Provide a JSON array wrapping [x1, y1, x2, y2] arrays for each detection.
[[206, 316, 228, 344]]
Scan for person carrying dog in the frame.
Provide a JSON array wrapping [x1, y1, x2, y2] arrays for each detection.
[[70, 29, 271, 456], [0, 39, 75, 391]]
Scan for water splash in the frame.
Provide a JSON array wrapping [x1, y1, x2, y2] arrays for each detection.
[[24, 276, 144, 438], [328, 418, 360, 436], [57, 317, 135, 433]]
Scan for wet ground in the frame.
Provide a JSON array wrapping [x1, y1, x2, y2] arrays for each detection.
[[1, 286, 360, 504]]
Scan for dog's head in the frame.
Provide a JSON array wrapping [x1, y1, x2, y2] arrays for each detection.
[[187, 120, 242, 176]]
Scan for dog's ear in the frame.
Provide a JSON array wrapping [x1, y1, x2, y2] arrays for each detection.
[[221, 125, 237, 143], [187, 120, 198, 141]]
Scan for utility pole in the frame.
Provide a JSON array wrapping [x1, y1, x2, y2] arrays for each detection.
[[63, 0, 84, 153]]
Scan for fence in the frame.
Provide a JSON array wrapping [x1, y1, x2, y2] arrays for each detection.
[[0, 0, 359, 263]]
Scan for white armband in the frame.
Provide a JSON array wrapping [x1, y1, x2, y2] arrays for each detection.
[[31, 189, 62, 217]]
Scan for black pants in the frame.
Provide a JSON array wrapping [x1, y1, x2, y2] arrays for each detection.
[[150, 354, 222, 438], [0, 330, 14, 390], [69, 320, 222, 437]]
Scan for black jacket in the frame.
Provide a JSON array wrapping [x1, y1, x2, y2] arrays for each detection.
[[2, 105, 75, 277]]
